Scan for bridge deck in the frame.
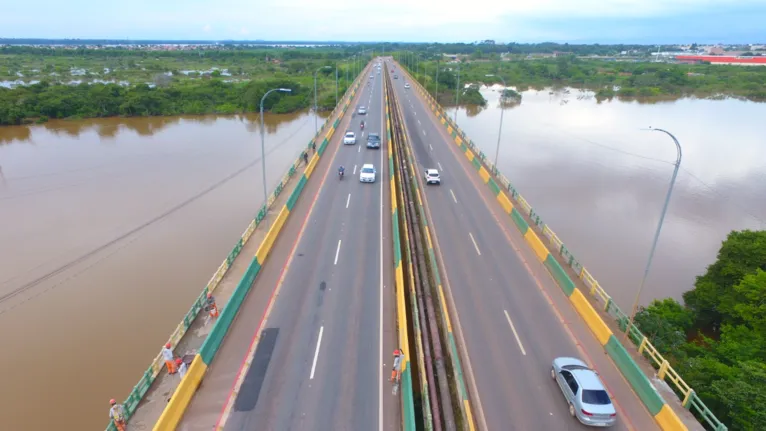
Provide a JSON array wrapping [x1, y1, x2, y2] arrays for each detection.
[[390, 65, 661, 431], [177, 63, 401, 431]]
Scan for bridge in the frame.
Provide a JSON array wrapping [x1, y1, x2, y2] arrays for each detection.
[[109, 57, 722, 431]]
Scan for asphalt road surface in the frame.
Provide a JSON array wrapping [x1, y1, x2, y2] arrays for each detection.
[[178, 62, 399, 431], [388, 65, 659, 431], [222, 63, 398, 431]]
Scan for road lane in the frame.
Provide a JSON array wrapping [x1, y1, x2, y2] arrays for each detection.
[[220, 63, 398, 431], [177, 62, 398, 431], [390, 69, 658, 431]]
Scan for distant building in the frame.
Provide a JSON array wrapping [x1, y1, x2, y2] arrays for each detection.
[[675, 55, 766, 66], [708, 46, 725, 55]]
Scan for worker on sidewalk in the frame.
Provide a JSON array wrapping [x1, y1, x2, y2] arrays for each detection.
[[161, 343, 177, 375], [176, 358, 188, 379], [206, 292, 219, 318], [303, 151, 309, 165], [391, 349, 404, 383], [109, 399, 126, 431]]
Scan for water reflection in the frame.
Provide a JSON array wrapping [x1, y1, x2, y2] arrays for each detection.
[[0, 107, 325, 430], [447, 87, 766, 309], [0, 109, 315, 144]]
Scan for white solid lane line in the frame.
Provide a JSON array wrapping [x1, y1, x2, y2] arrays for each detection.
[[469, 232, 481, 256], [450, 189, 458, 203], [504, 310, 527, 356], [310, 326, 324, 379], [334, 240, 342, 265], [346, 193, 351, 208]]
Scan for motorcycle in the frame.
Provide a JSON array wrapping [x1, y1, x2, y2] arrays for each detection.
[[360, 122, 365, 130], [338, 169, 345, 180]]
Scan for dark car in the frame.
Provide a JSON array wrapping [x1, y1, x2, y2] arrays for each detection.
[[367, 132, 381, 149]]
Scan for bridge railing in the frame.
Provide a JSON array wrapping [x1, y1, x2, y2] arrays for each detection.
[[396, 60, 726, 431], [106, 65, 371, 431]]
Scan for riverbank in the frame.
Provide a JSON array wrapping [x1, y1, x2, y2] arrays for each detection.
[[0, 47, 363, 126], [401, 56, 766, 103], [0, 78, 347, 126]]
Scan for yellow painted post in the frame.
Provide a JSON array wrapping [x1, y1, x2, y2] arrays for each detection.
[[658, 359, 670, 380]]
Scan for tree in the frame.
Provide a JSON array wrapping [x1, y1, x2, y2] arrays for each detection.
[[683, 230, 766, 333]]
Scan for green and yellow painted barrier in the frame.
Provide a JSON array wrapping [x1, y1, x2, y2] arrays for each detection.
[[110, 65, 374, 431], [395, 61, 717, 431]]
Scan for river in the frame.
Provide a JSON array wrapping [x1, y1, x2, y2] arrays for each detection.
[[0, 111, 329, 430], [445, 86, 766, 310], [1, 91, 764, 430]]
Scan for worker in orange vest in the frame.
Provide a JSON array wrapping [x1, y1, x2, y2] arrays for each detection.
[[161, 343, 177, 374], [109, 399, 127, 431], [206, 292, 219, 318]]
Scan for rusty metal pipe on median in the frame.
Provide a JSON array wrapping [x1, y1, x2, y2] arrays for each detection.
[[385, 70, 442, 431], [387, 72, 457, 431]]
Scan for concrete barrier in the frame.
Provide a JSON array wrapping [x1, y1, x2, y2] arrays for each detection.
[[396, 62, 699, 431], [108, 69, 370, 431]]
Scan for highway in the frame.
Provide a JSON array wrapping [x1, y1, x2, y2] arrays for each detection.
[[178, 62, 399, 431], [387, 63, 659, 431]]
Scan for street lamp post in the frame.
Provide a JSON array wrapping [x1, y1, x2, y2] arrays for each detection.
[[335, 64, 339, 106], [454, 64, 461, 123], [435, 60, 440, 104], [259, 87, 292, 206], [486, 74, 507, 172], [314, 65, 331, 133], [624, 127, 682, 341]]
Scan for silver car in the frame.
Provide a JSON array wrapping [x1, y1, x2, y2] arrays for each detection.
[[551, 357, 617, 427]]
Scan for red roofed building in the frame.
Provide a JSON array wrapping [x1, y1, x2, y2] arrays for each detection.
[[675, 55, 766, 66]]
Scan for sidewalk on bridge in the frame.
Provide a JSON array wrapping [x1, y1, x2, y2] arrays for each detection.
[[125, 132, 325, 431]]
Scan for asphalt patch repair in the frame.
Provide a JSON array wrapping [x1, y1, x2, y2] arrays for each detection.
[[233, 327, 279, 413]]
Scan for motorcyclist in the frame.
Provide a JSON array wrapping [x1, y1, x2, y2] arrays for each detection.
[[360, 121, 365, 130], [338, 165, 345, 176]]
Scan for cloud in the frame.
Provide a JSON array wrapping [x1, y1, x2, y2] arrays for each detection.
[[0, 0, 764, 42]]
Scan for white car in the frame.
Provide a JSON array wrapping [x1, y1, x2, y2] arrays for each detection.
[[359, 164, 376, 183], [357, 106, 367, 115], [370, 74, 374, 79], [404, 83, 411, 89], [343, 131, 356, 145], [424, 169, 440, 185]]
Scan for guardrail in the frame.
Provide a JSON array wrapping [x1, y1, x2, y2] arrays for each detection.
[[397, 62, 724, 431], [385, 77, 418, 431], [107, 66, 370, 431]]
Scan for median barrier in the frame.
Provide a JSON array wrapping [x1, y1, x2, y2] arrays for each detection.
[[386, 88, 418, 431], [109, 68, 372, 431], [391, 89, 474, 430], [395, 61, 708, 431]]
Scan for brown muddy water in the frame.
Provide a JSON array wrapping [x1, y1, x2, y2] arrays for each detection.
[[446, 86, 766, 310], [0, 110, 329, 430]]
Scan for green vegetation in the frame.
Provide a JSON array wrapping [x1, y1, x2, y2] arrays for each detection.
[[0, 47, 369, 125], [634, 230, 766, 430], [397, 54, 766, 104]]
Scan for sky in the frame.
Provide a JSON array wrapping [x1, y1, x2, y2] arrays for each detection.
[[1, 0, 765, 44]]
